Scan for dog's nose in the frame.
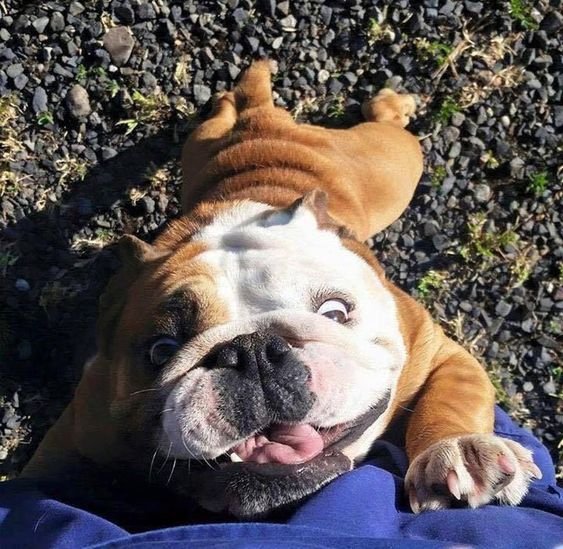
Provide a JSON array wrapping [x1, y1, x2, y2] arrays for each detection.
[[214, 332, 291, 371]]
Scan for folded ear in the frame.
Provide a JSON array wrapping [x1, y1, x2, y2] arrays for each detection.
[[287, 190, 356, 239], [97, 235, 168, 357]]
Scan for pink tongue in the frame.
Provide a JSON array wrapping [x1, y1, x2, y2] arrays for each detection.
[[232, 424, 324, 465]]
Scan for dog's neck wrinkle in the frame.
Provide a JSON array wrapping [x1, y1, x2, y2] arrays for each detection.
[[156, 183, 305, 249]]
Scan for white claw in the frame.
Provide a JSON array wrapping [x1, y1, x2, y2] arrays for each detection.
[[447, 470, 461, 500]]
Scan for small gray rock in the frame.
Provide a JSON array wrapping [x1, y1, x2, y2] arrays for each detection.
[[103, 27, 135, 66], [193, 84, 211, 105], [401, 234, 414, 247], [424, 220, 440, 237], [442, 126, 460, 146], [6, 63, 23, 79], [553, 106, 563, 128], [474, 183, 491, 203], [543, 380, 556, 394], [15, 278, 30, 292], [495, 300, 512, 317], [523, 381, 534, 392], [114, 5, 135, 25], [448, 142, 461, 159], [540, 10, 563, 32], [69, 1, 85, 16], [450, 112, 465, 126], [140, 196, 155, 214], [32, 16, 50, 33], [14, 74, 28, 90], [317, 69, 330, 83], [50, 11, 65, 31], [432, 234, 449, 251], [66, 84, 91, 118], [509, 157, 525, 178], [101, 147, 118, 161], [32, 87, 48, 113], [280, 14, 297, 30]]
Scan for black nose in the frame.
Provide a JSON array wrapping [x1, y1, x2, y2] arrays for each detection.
[[214, 332, 291, 371]]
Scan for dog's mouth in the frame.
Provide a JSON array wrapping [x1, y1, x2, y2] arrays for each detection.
[[226, 422, 341, 465], [214, 391, 391, 469], [164, 393, 391, 518]]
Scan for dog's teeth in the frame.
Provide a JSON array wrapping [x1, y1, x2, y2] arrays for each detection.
[[230, 452, 243, 463]]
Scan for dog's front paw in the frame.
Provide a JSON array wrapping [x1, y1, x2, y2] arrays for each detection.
[[404, 434, 542, 513]]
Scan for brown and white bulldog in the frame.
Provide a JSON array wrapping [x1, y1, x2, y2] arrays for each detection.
[[23, 61, 541, 521]]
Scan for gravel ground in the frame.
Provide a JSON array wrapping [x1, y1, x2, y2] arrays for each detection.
[[0, 0, 561, 481]]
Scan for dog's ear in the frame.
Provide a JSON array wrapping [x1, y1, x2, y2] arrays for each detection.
[[289, 190, 356, 239], [97, 235, 168, 357]]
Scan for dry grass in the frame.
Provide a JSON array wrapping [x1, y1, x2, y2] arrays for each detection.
[[55, 155, 89, 188], [460, 212, 521, 267], [291, 96, 320, 119], [117, 89, 171, 135], [0, 95, 28, 197], [71, 231, 117, 254], [173, 54, 191, 87], [128, 187, 148, 205], [430, 29, 526, 107], [459, 66, 525, 108]]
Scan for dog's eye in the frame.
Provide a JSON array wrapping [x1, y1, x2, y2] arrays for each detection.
[[316, 299, 349, 323], [149, 337, 180, 367]]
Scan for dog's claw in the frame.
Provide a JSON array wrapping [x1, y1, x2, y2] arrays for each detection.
[[498, 454, 515, 475], [409, 488, 421, 514], [526, 461, 542, 480], [446, 470, 461, 500]]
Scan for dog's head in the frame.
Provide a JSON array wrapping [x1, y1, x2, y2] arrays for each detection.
[[78, 192, 407, 517]]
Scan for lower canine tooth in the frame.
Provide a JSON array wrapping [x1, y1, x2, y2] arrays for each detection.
[[230, 452, 243, 463]]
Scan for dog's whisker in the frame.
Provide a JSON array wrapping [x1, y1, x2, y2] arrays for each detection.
[[166, 458, 177, 485], [157, 441, 173, 474], [159, 408, 174, 415], [397, 404, 415, 413], [148, 446, 159, 482], [130, 388, 160, 397], [201, 455, 217, 471]]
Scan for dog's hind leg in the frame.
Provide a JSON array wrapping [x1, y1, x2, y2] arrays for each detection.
[[181, 92, 238, 212], [233, 60, 274, 112], [361, 89, 416, 128]]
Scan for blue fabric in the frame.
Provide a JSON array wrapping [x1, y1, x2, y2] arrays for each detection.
[[1, 407, 562, 548]]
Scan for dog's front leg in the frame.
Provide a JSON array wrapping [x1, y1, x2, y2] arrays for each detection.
[[404, 336, 542, 512]]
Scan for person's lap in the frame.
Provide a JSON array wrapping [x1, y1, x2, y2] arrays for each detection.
[[1, 407, 562, 549]]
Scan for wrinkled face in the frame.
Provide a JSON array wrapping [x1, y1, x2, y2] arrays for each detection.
[[103, 200, 406, 515]]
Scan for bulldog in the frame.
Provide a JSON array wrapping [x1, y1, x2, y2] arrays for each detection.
[[23, 61, 541, 522]]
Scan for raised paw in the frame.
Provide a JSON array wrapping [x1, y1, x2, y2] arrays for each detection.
[[362, 88, 417, 127], [405, 434, 542, 513]]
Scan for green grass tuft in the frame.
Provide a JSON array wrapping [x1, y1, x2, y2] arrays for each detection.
[[431, 165, 447, 188], [435, 96, 461, 124], [526, 170, 549, 195], [414, 38, 453, 66], [508, 0, 538, 30], [417, 270, 446, 298]]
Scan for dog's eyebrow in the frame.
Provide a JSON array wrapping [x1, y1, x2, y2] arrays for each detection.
[[152, 288, 199, 340]]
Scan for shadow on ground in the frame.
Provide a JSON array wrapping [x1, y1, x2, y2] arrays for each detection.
[[0, 125, 187, 475]]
